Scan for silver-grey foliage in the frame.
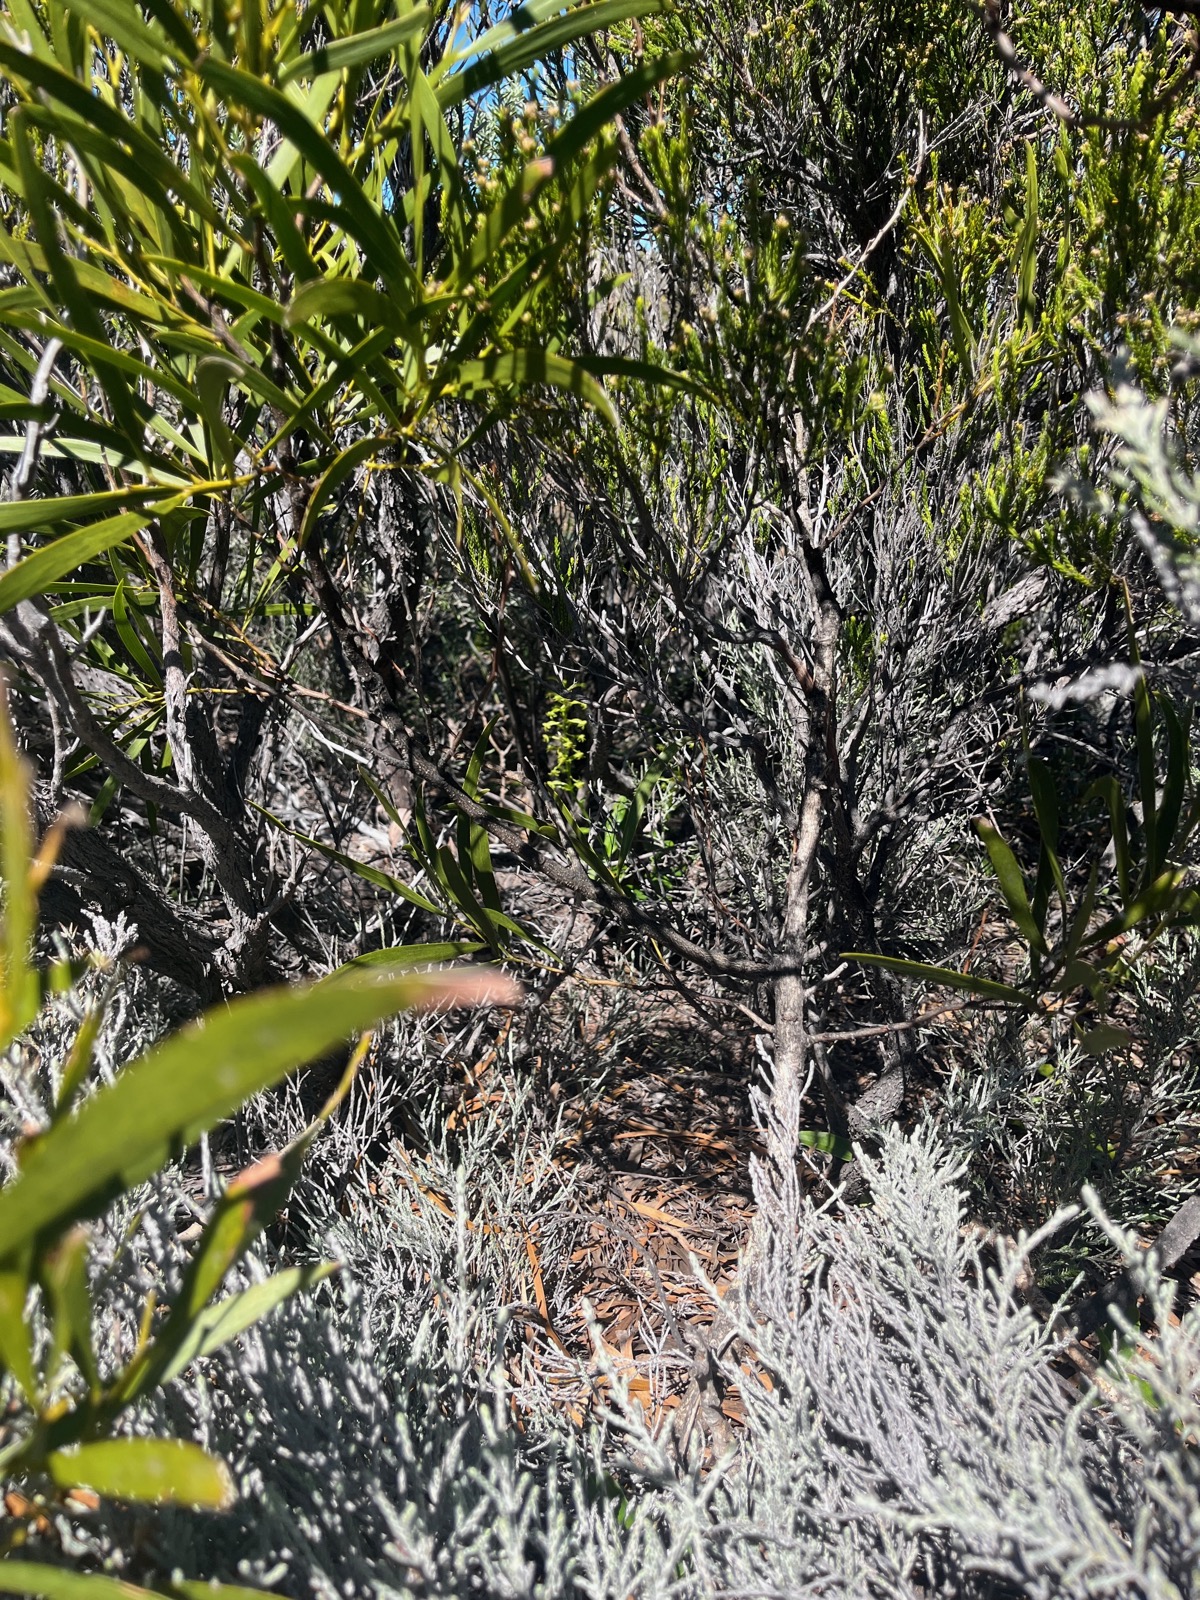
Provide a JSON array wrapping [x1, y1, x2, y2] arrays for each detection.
[[23, 1056, 1194, 1600]]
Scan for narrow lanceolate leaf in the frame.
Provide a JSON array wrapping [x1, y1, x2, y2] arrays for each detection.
[[278, 7, 433, 82], [0, 488, 169, 536], [455, 350, 616, 425], [797, 1128, 855, 1161], [434, 0, 664, 111], [844, 952, 1037, 1009], [1027, 757, 1067, 928], [116, 1141, 314, 1404], [0, 680, 38, 1049], [47, 1437, 234, 1509], [572, 354, 717, 406], [284, 278, 409, 333], [0, 509, 167, 616], [973, 818, 1049, 956], [350, 941, 486, 967], [43, 1226, 99, 1392], [60, 0, 177, 69], [1132, 666, 1158, 879], [0, 1267, 38, 1402], [156, 1262, 337, 1388], [0, 966, 518, 1262], [197, 59, 418, 311], [297, 437, 382, 552], [1154, 691, 1189, 875], [169, 1585, 285, 1600], [0, 1563, 280, 1600], [1087, 775, 1131, 902], [0, 1564, 163, 1599]]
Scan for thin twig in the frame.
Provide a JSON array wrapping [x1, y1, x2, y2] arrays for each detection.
[[806, 115, 927, 334]]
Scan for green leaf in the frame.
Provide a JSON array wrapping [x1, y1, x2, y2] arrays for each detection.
[[279, 8, 433, 83], [284, 278, 408, 333], [112, 579, 162, 687], [169, 1583, 284, 1600], [197, 59, 418, 311], [797, 1128, 855, 1161], [8, 112, 138, 436], [973, 818, 1048, 956], [1155, 691, 1188, 873], [250, 801, 442, 914], [0, 488, 169, 537], [297, 437, 381, 553], [0, 1267, 38, 1403], [1132, 666, 1158, 879], [46, 1438, 234, 1510], [434, 0, 664, 111], [60, 0, 176, 68], [844, 952, 1037, 1008], [435, 841, 501, 949], [0, 1564, 162, 1599], [118, 1143, 313, 1406], [0, 965, 511, 1263], [0, 1560, 278, 1600], [42, 1227, 98, 1392], [349, 941, 486, 967], [572, 354, 716, 406], [455, 349, 615, 426], [1077, 1023, 1132, 1057], [0, 509, 168, 616], [1087, 775, 1131, 902], [1016, 140, 1039, 327], [0, 684, 38, 1048], [155, 1263, 337, 1389], [1027, 758, 1066, 934]]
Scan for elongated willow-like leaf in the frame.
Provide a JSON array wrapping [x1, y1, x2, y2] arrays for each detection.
[[845, 951, 1038, 1009], [798, 1128, 855, 1161], [1026, 756, 1067, 935], [0, 965, 518, 1262], [197, 59, 419, 311], [434, 0, 664, 111], [296, 437, 382, 552], [573, 353, 717, 405], [154, 1261, 337, 1389], [350, 940, 487, 967], [0, 508, 172, 616], [1132, 665, 1159, 880], [0, 680, 38, 1050], [0, 1566, 164, 1599], [0, 1267, 39, 1402], [455, 349, 616, 425], [120, 1142, 313, 1401], [973, 818, 1049, 957], [278, 7, 432, 83], [61, 0, 179, 68], [43, 1227, 100, 1393], [1156, 693, 1189, 856], [449, 53, 685, 293], [250, 800, 443, 913], [1087, 774, 1131, 901], [47, 1438, 233, 1509], [0, 488, 169, 535], [0, 1567, 276, 1600]]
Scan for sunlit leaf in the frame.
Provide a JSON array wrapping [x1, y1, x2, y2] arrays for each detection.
[[47, 1438, 234, 1510], [0, 965, 518, 1262]]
